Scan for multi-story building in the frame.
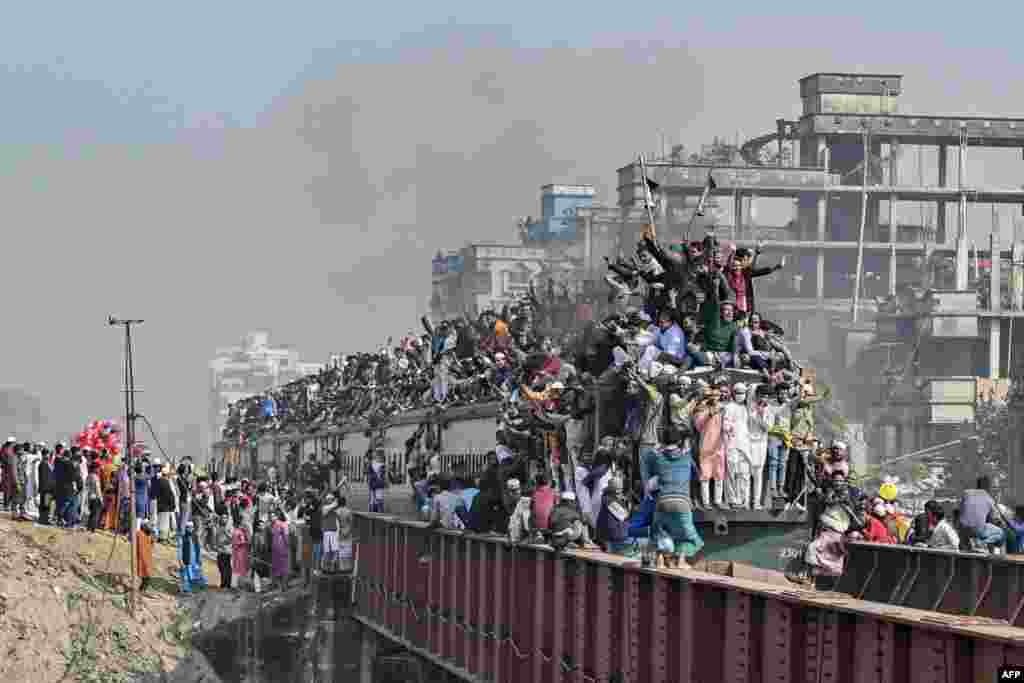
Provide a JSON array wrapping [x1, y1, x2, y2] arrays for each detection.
[[208, 331, 321, 443], [428, 72, 1024, 467], [430, 185, 595, 319], [614, 72, 1024, 464]]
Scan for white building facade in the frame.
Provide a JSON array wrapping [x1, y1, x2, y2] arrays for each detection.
[[208, 331, 320, 443]]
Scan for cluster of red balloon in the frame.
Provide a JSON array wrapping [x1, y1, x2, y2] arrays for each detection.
[[75, 420, 122, 463]]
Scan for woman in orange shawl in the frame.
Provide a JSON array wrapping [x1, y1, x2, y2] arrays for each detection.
[[100, 458, 119, 530], [136, 522, 155, 592]]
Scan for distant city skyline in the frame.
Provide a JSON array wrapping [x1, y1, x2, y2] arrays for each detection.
[[209, 331, 322, 444]]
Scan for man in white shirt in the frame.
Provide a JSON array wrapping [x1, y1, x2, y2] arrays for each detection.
[[924, 500, 960, 551]]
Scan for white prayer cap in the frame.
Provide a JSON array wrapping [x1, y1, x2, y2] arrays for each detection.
[[6, 437, 16, 443], [560, 491, 576, 501], [733, 383, 749, 395]]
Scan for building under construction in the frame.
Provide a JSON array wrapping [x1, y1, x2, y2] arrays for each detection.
[[614, 72, 1024, 467], [430, 72, 1024, 470]]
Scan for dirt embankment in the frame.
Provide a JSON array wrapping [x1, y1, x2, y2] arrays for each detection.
[[0, 515, 223, 682]]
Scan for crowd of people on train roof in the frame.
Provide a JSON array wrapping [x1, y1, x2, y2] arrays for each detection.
[[221, 228, 800, 444], [221, 225, 1021, 570]]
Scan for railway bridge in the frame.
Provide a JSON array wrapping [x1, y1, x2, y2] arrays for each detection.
[[351, 513, 1024, 683]]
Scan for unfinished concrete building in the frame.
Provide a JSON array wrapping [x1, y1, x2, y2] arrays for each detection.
[[616, 72, 1024, 465]]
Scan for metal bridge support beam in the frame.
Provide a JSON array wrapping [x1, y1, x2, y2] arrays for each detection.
[[990, 231, 1003, 379], [937, 144, 948, 244], [817, 194, 827, 302]]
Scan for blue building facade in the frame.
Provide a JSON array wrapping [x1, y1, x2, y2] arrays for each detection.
[[526, 184, 596, 242]]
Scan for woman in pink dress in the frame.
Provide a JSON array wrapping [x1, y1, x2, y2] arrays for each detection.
[[231, 511, 251, 590], [270, 510, 291, 589]]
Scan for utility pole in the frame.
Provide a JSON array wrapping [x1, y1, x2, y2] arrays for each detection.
[[109, 316, 143, 611]]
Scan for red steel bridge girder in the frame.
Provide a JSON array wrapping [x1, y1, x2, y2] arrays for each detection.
[[352, 514, 1024, 683], [841, 542, 1024, 627]]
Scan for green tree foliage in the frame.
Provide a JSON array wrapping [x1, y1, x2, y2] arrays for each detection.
[[942, 400, 1010, 495], [941, 373, 1024, 496]]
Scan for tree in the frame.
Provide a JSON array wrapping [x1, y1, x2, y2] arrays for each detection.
[[938, 372, 1024, 497], [942, 401, 1010, 496]]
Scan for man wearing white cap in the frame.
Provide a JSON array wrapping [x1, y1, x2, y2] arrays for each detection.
[[747, 387, 770, 510], [548, 490, 595, 550], [722, 383, 754, 508]]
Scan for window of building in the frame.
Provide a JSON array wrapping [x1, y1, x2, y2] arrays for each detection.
[[818, 93, 897, 115], [507, 269, 531, 284]]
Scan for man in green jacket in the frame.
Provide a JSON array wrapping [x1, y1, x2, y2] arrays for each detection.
[[690, 270, 738, 368]]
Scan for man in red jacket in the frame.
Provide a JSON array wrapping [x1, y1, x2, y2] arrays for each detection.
[[530, 473, 558, 533], [859, 496, 896, 543]]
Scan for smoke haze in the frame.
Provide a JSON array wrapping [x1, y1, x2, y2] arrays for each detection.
[[0, 10, 1022, 453]]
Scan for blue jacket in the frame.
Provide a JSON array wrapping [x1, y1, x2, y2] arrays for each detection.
[[656, 323, 686, 360], [627, 495, 657, 539], [261, 397, 277, 418], [134, 476, 150, 516], [651, 446, 695, 498]]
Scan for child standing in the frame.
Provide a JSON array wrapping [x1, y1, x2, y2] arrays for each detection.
[[231, 509, 251, 590], [212, 513, 234, 589], [85, 463, 103, 532]]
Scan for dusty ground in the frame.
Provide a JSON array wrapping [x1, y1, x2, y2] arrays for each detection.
[[0, 512, 222, 683]]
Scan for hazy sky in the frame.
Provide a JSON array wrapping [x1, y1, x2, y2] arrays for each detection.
[[2, 3, 1023, 451]]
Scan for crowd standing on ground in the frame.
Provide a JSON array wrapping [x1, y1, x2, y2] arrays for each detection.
[[0, 442, 355, 593]]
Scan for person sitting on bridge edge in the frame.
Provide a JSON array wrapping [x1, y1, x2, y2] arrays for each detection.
[[959, 476, 1007, 554], [467, 476, 520, 535], [548, 490, 596, 551], [595, 476, 635, 557], [428, 475, 466, 531], [855, 496, 895, 544], [908, 500, 959, 551]]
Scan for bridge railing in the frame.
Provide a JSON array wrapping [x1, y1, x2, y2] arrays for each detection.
[[839, 540, 1024, 626], [334, 451, 494, 489], [352, 512, 1024, 683]]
